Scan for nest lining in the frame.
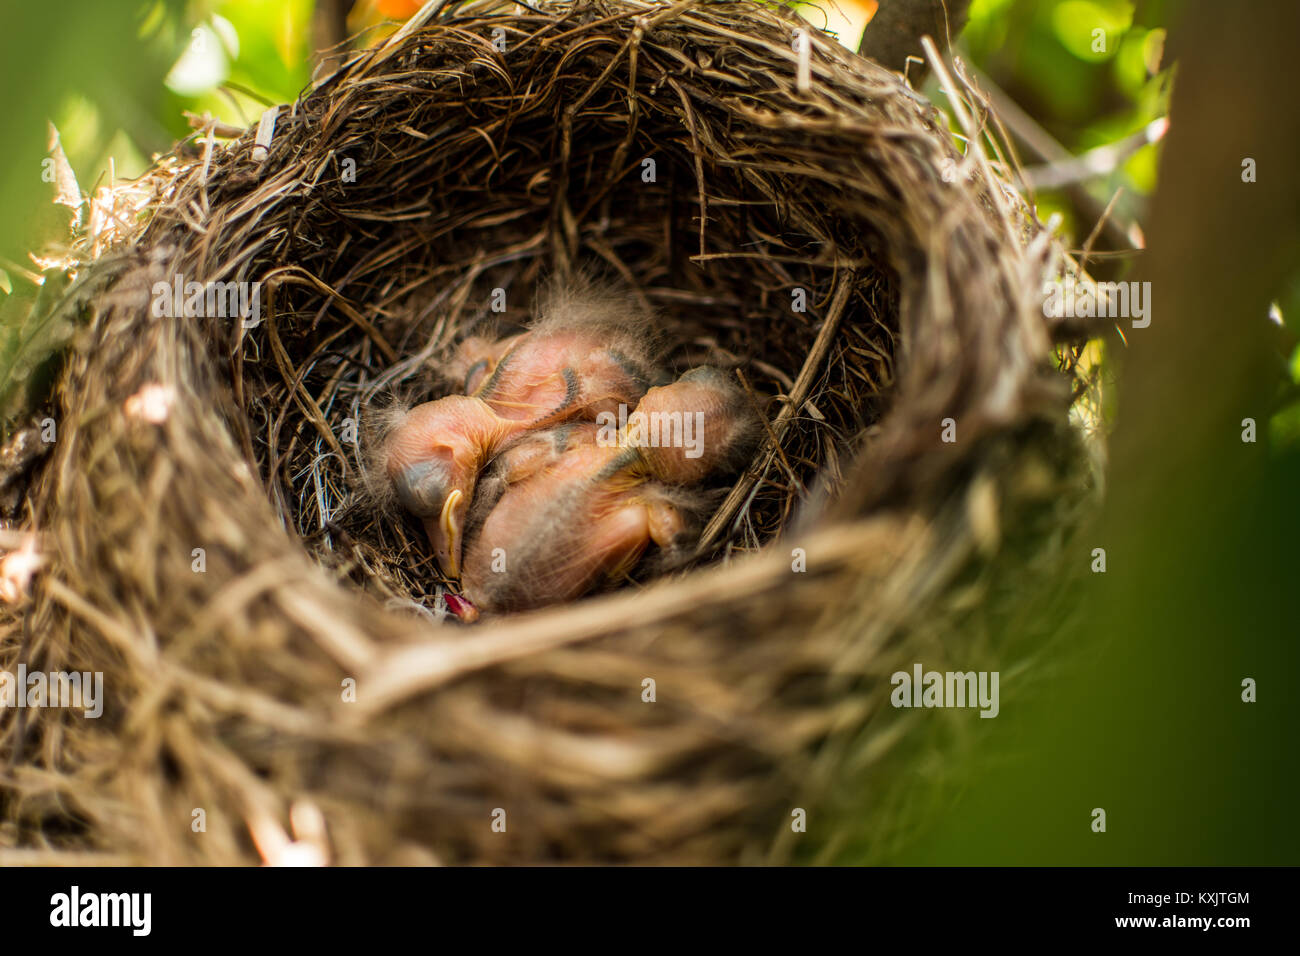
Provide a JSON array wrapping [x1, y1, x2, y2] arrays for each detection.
[[218, 9, 907, 611], [0, 0, 1095, 865]]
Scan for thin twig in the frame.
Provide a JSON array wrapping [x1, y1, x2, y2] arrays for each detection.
[[699, 274, 855, 549]]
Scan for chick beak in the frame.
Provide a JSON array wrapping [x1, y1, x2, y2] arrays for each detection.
[[434, 488, 465, 579]]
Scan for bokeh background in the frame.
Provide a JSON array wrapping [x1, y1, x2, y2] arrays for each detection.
[[1, 0, 1296, 864]]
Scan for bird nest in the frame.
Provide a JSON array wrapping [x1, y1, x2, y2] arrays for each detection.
[[1, 0, 1099, 864]]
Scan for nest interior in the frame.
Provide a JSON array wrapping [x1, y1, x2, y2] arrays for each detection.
[[1, 0, 1093, 864]]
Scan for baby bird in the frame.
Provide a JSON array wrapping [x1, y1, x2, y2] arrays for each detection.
[[447, 277, 662, 410], [619, 366, 761, 484], [456, 369, 759, 617], [445, 332, 527, 396], [459, 424, 696, 616], [386, 279, 662, 580], [384, 395, 522, 579], [470, 279, 664, 424]]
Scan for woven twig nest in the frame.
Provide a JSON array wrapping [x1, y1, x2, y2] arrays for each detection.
[[2, 0, 1096, 864]]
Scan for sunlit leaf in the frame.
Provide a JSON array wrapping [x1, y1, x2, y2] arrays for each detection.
[[1052, 0, 1133, 62], [165, 21, 234, 95], [1113, 28, 1148, 96]]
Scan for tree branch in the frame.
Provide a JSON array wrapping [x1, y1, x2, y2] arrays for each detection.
[[857, 0, 972, 76]]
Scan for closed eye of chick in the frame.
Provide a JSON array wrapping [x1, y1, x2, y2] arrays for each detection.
[[445, 332, 528, 395]]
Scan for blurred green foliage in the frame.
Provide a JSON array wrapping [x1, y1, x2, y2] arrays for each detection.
[[52, 1, 313, 189], [0, 0, 315, 421], [0, 0, 179, 264], [157, 0, 314, 133], [0, 2, 314, 262], [962, 0, 1173, 243]]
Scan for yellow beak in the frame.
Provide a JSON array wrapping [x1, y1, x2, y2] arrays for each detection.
[[439, 488, 464, 579]]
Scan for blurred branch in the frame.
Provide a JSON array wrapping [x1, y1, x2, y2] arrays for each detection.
[[1023, 118, 1169, 191], [184, 111, 247, 139], [858, 0, 971, 75], [313, 0, 356, 74]]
